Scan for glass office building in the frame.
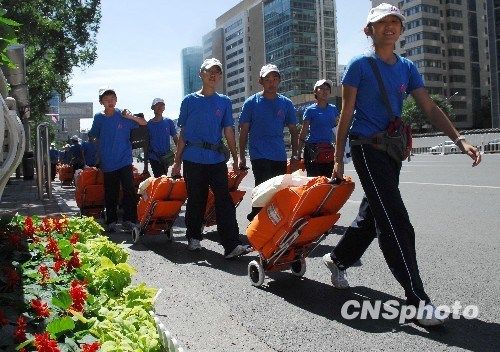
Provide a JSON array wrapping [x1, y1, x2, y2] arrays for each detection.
[[181, 46, 203, 96]]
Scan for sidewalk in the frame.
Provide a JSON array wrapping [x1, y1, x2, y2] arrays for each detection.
[[0, 176, 79, 217]]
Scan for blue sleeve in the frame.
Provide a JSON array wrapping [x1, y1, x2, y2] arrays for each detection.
[[303, 106, 313, 122], [284, 99, 297, 125], [168, 119, 176, 136], [178, 96, 189, 127], [342, 56, 363, 88], [88, 114, 101, 138], [407, 61, 425, 93], [238, 96, 253, 124], [127, 118, 139, 130], [222, 96, 233, 128]]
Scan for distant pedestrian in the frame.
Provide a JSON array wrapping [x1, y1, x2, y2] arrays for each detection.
[[81, 135, 99, 168], [147, 98, 178, 177], [49, 143, 59, 181], [322, 3, 481, 326], [68, 135, 84, 171], [238, 63, 299, 221], [171, 58, 250, 259], [297, 79, 338, 177], [88, 88, 147, 233]]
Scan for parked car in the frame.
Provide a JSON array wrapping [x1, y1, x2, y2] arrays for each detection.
[[430, 140, 457, 155], [484, 138, 500, 153]]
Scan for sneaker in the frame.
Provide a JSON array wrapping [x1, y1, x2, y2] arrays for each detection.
[[106, 222, 119, 233], [187, 238, 202, 251], [415, 303, 447, 326], [225, 244, 251, 259], [322, 253, 349, 289], [122, 221, 137, 232]]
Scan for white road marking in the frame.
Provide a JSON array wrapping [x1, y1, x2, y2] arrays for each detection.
[[400, 181, 500, 189]]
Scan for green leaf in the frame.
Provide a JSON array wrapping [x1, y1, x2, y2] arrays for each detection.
[[16, 339, 32, 350], [46, 316, 75, 337], [58, 239, 73, 259], [52, 290, 72, 309]]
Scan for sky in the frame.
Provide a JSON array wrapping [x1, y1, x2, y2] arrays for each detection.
[[68, 0, 373, 130]]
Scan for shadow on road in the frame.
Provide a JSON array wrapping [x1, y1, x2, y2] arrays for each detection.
[[262, 277, 499, 351]]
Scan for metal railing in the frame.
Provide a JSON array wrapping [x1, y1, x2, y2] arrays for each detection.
[[411, 129, 500, 155], [36, 123, 52, 199]]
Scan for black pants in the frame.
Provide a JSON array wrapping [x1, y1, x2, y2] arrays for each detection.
[[50, 163, 57, 181], [150, 159, 167, 178], [103, 165, 137, 225], [304, 145, 334, 177], [248, 158, 287, 221], [330, 144, 430, 306], [183, 160, 240, 252]]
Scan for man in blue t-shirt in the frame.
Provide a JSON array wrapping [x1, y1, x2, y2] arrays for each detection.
[[82, 135, 99, 168], [171, 58, 250, 259], [147, 98, 178, 177], [68, 135, 84, 171], [88, 88, 147, 232], [238, 63, 299, 221]]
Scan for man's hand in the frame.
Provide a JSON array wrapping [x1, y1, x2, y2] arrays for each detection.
[[171, 161, 182, 177]]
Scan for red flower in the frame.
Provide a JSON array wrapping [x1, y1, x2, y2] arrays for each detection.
[[66, 251, 81, 271], [34, 332, 60, 352], [81, 342, 100, 352], [54, 217, 68, 233], [69, 233, 79, 244], [3, 266, 20, 290], [14, 315, 27, 342], [0, 309, 8, 326], [38, 264, 50, 283], [69, 279, 87, 312], [53, 259, 66, 273], [46, 236, 61, 260], [40, 217, 53, 233], [23, 216, 35, 237], [31, 298, 51, 318]]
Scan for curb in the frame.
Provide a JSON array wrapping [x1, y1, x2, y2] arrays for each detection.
[[150, 311, 185, 352]]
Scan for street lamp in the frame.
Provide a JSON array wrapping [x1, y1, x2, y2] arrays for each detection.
[[446, 91, 459, 101]]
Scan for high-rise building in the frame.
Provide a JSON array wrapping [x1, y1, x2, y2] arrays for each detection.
[[181, 46, 203, 96], [373, 0, 490, 128], [487, 0, 500, 128], [263, 0, 338, 102], [203, 0, 339, 117]]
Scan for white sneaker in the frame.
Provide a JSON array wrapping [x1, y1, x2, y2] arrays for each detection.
[[224, 244, 250, 259], [187, 239, 202, 251], [415, 303, 447, 326], [323, 253, 349, 289]]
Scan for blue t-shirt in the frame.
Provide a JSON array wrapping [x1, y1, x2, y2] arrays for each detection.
[[147, 118, 176, 161], [342, 53, 424, 137], [178, 92, 233, 164], [303, 103, 339, 144], [82, 141, 98, 166], [68, 143, 83, 165], [88, 109, 138, 172], [239, 93, 297, 161]]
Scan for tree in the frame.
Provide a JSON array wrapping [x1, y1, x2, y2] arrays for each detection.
[[0, 8, 20, 68], [0, 0, 101, 128], [402, 94, 455, 132]]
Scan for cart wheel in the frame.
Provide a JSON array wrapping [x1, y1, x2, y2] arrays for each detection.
[[248, 260, 265, 287], [131, 227, 142, 244], [165, 227, 173, 242], [291, 259, 306, 277]]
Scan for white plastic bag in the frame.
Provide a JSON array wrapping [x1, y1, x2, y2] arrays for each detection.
[[251, 170, 311, 207]]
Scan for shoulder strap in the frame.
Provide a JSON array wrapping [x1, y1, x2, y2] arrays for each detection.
[[367, 57, 395, 122]]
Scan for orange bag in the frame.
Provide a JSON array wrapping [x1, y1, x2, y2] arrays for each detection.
[[58, 164, 74, 184], [247, 176, 354, 261]]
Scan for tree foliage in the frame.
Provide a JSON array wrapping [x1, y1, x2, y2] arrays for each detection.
[[402, 94, 455, 132], [0, 8, 20, 67], [0, 0, 101, 126]]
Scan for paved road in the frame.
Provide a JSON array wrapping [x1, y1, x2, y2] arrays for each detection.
[[105, 154, 500, 352]]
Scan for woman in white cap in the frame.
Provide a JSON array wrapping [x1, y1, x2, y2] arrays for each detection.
[[322, 3, 481, 326], [297, 79, 338, 177], [147, 98, 178, 177]]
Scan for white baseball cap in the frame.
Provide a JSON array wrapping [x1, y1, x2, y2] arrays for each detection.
[[366, 3, 405, 25], [98, 87, 116, 99], [314, 79, 333, 91], [259, 64, 280, 78], [151, 98, 165, 109], [200, 58, 223, 71]]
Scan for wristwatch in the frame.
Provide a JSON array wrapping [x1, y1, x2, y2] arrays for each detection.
[[454, 135, 465, 145]]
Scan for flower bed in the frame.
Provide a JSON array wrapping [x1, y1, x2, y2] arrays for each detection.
[[0, 215, 164, 351]]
